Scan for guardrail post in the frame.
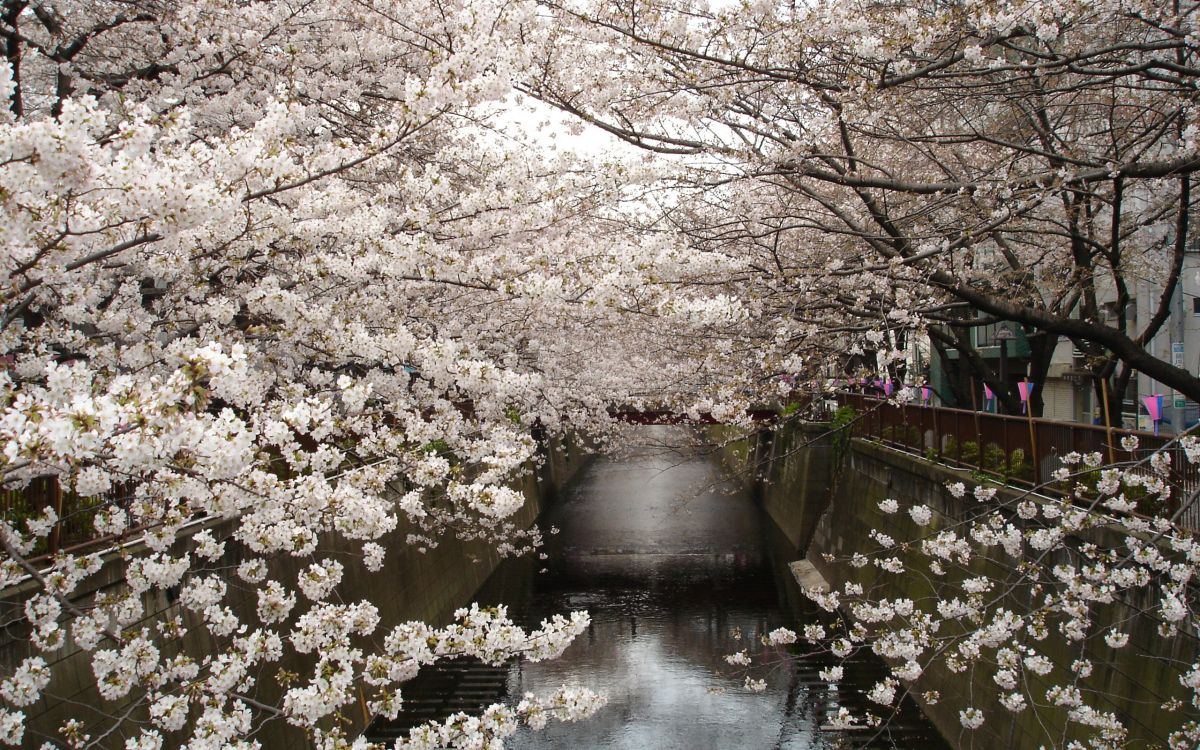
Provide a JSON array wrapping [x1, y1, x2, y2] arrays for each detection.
[[971, 381, 982, 466], [934, 406, 942, 461], [1002, 412, 1010, 475], [1027, 410, 1039, 484], [1102, 378, 1116, 464]]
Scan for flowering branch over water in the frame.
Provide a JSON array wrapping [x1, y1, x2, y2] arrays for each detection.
[[731, 434, 1200, 749]]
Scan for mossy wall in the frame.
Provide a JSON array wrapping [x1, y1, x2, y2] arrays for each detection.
[[735, 424, 1198, 750], [706, 423, 834, 549]]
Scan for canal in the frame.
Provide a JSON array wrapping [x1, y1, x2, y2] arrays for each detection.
[[367, 428, 946, 749]]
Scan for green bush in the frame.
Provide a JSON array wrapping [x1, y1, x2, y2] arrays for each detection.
[[982, 443, 1006, 473], [960, 440, 980, 465], [1008, 448, 1029, 480], [881, 424, 920, 447], [830, 405, 856, 432]]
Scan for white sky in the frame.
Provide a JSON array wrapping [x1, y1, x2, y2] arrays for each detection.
[[494, 92, 643, 160]]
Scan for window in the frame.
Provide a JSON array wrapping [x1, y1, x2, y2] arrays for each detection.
[[975, 322, 1000, 347], [1102, 300, 1137, 326], [976, 321, 1017, 347], [1192, 297, 1200, 315]]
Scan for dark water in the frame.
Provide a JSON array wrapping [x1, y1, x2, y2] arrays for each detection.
[[367, 430, 947, 749]]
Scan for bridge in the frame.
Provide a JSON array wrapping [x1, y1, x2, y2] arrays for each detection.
[[609, 409, 781, 425]]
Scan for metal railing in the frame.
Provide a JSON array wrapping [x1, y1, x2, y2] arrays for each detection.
[[833, 392, 1200, 531], [0, 477, 131, 558]]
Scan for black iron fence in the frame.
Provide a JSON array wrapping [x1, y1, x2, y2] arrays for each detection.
[[833, 392, 1200, 531]]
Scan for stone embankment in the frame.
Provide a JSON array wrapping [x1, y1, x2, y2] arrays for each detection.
[[711, 422, 1198, 750]]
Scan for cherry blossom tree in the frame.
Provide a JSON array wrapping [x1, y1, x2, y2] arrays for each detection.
[[6, 0, 1199, 747], [0, 1, 794, 746], [529, 0, 1200, 412]]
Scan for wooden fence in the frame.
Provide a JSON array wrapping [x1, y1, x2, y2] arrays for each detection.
[[833, 392, 1200, 531]]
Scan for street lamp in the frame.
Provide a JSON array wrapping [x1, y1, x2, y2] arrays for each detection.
[[996, 323, 1016, 412]]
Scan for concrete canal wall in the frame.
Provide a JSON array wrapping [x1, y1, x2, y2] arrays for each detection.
[[712, 423, 1198, 750], [0, 440, 590, 748]]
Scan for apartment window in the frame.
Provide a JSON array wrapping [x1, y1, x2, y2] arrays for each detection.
[[1192, 297, 1200, 315], [976, 322, 1000, 347], [1103, 300, 1137, 326], [976, 321, 1019, 347]]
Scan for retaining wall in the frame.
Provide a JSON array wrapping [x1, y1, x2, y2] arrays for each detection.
[[719, 423, 1198, 750]]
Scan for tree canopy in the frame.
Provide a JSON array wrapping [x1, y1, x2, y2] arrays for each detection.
[[530, 0, 1200, 410], [2, 0, 1200, 748]]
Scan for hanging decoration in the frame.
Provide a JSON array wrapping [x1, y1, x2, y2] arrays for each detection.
[[1142, 394, 1165, 435], [1017, 380, 1036, 415]]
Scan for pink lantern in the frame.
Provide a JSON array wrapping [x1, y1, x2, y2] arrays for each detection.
[[884, 380, 894, 396], [1142, 394, 1165, 435], [921, 386, 932, 404], [1017, 380, 1035, 414], [983, 383, 994, 401]]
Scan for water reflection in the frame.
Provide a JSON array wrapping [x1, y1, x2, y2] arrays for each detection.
[[368, 429, 946, 749]]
